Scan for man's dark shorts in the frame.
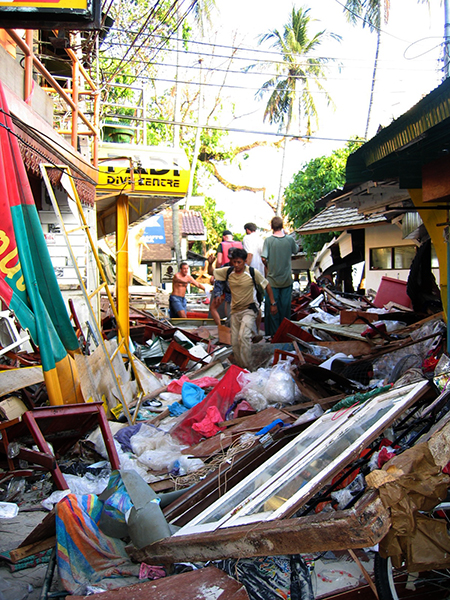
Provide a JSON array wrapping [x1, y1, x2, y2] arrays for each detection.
[[169, 294, 187, 318]]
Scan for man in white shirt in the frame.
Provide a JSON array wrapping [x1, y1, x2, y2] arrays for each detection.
[[243, 222, 264, 275]]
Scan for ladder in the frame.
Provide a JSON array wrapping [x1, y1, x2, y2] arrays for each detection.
[[40, 163, 144, 424]]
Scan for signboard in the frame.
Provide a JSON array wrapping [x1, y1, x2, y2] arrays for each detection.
[[161, 262, 177, 283], [0, 0, 101, 28], [142, 215, 166, 245], [97, 143, 190, 198]]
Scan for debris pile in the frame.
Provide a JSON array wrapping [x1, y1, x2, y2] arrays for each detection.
[[0, 289, 449, 599]]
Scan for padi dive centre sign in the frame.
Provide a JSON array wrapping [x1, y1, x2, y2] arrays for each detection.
[[0, 0, 101, 28], [97, 143, 190, 198], [142, 215, 166, 245]]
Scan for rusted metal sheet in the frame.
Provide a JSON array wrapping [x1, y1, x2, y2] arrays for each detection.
[[69, 566, 250, 600], [128, 492, 390, 565]]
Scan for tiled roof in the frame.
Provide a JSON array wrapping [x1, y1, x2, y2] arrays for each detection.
[[181, 210, 205, 235], [297, 205, 387, 235]]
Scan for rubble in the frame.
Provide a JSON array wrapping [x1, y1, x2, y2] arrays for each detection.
[[1, 277, 449, 600]]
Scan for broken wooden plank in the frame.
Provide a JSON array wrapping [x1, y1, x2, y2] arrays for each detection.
[[9, 536, 56, 563], [19, 510, 56, 548], [71, 566, 249, 600], [314, 339, 373, 357], [128, 492, 390, 564], [0, 366, 44, 397]]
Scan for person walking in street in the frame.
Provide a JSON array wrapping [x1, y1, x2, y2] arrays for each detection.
[[261, 216, 298, 337], [243, 222, 265, 275], [243, 222, 265, 337], [208, 230, 243, 325], [214, 247, 277, 369], [169, 262, 206, 318]]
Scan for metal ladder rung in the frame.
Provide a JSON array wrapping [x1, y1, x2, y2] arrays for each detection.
[[66, 224, 89, 235], [88, 281, 107, 300], [110, 340, 126, 360]]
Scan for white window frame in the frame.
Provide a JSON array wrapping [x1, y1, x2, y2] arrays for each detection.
[[174, 381, 428, 536]]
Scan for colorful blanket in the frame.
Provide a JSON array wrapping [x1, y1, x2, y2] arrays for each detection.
[[56, 493, 138, 593]]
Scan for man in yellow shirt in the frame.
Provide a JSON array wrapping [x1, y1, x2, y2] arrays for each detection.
[[214, 248, 277, 369]]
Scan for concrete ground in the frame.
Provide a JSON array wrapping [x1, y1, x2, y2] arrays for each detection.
[[0, 509, 60, 600]]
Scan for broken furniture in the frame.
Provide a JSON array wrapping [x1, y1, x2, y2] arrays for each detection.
[[161, 340, 209, 370], [0, 402, 119, 489]]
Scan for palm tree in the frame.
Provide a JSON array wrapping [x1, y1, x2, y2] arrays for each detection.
[[343, 0, 390, 140], [256, 7, 339, 215]]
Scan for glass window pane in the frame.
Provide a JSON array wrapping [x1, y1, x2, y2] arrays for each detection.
[[229, 382, 426, 524], [175, 411, 347, 531], [394, 246, 416, 269], [431, 244, 439, 269], [371, 248, 392, 269]]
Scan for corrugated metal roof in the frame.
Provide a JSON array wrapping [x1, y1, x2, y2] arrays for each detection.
[[181, 210, 205, 235], [296, 205, 386, 235]]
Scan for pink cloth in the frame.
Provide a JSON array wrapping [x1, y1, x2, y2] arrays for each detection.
[[139, 563, 166, 580], [191, 406, 224, 438], [167, 375, 219, 395]]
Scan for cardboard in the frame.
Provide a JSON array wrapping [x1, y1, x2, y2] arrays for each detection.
[[0, 396, 28, 420], [218, 324, 231, 345]]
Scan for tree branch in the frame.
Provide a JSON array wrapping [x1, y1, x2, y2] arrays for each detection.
[[204, 161, 277, 213]]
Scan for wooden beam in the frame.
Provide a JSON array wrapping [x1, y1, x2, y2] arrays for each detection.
[[9, 536, 56, 563], [127, 492, 389, 565]]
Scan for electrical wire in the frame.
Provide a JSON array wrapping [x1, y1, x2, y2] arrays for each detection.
[[333, 0, 410, 43], [104, 23, 443, 65], [0, 115, 95, 183]]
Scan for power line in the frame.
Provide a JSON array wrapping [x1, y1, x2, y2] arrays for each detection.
[[105, 24, 443, 65], [98, 52, 440, 78], [102, 110, 363, 143]]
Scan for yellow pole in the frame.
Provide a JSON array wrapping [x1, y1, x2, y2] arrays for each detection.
[[116, 194, 130, 349], [408, 188, 447, 321]]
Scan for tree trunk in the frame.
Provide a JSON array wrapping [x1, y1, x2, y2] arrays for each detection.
[[276, 135, 288, 216], [365, 28, 381, 140]]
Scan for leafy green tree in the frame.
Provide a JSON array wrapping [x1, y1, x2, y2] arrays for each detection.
[[256, 7, 340, 214], [283, 140, 362, 257]]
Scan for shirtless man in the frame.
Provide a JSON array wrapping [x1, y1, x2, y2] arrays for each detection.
[[169, 262, 206, 318]]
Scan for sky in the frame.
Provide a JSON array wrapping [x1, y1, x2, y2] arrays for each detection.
[[188, 0, 445, 233]]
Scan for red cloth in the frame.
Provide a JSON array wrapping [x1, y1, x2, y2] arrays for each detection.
[[170, 365, 246, 445]]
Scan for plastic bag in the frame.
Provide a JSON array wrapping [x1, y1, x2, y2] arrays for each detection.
[[294, 404, 324, 426], [0, 501, 19, 519], [192, 405, 224, 438], [181, 381, 205, 409], [237, 368, 271, 398], [433, 353, 450, 392], [265, 360, 298, 405], [130, 424, 180, 457], [235, 389, 268, 412]]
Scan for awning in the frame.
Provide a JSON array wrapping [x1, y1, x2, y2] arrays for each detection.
[[346, 78, 450, 189]]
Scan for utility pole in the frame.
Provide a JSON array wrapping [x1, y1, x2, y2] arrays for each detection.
[[186, 58, 204, 202], [172, 3, 182, 268], [445, 0, 450, 78]]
